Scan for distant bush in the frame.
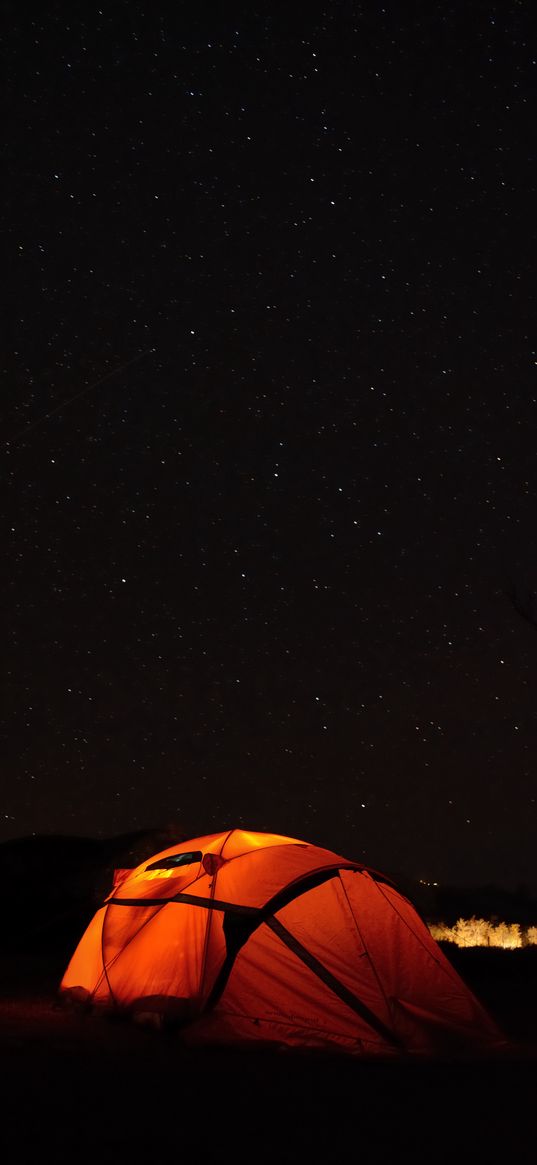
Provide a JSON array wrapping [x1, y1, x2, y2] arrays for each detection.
[[428, 917, 537, 949]]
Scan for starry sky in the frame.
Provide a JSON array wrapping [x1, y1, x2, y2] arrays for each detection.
[[3, 3, 536, 891]]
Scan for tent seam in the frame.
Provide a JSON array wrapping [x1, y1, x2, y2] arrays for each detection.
[[338, 871, 396, 1027]]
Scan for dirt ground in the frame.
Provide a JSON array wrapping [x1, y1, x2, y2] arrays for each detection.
[[1, 949, 536, 1164]]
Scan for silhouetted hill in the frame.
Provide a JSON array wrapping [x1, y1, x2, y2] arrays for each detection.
[[0, 827, 187, 956]]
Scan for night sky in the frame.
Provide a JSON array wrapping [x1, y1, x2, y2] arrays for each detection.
[[3, 4, 536, 891]]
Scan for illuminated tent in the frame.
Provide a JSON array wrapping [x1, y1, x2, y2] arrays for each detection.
[[61, 829, 503, 1057]]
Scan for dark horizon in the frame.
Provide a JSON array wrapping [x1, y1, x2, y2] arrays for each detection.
[[2, 822, 536, 899]]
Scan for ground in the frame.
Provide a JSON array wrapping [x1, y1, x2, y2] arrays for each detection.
[[1, 949, 535, 1163]]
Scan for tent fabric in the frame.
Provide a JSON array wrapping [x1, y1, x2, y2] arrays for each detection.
[[61, 829, 504, 1056]]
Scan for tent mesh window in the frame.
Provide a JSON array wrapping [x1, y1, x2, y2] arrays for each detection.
[[145, 851, 203, 871]]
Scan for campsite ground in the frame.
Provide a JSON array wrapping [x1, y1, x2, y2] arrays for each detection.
[[1, 948, 536, 1165]]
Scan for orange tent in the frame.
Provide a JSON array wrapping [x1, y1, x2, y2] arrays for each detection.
[[61, 829, 504, 1056]]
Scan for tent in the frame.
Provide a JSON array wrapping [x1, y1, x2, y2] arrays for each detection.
[[61, 829, 504, 1056]]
